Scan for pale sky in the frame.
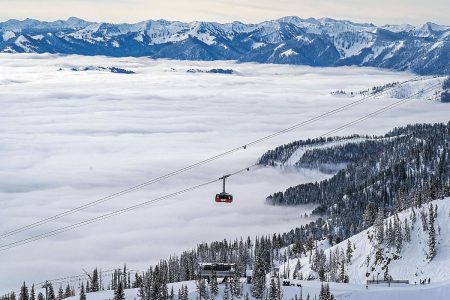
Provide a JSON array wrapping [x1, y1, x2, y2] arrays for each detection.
[[0, 0, 449, 25]]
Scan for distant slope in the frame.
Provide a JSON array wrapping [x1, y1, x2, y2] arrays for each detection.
[[331, 76, 450, 102], [1, 17, 449, 75]]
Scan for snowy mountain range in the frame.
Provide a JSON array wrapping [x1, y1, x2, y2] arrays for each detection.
[[1, 17, 449, 75]]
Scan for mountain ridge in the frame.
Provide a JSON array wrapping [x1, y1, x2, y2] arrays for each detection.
[[1, 16, 449, 75]]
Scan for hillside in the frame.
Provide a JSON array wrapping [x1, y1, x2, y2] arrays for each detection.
[[261, 123, 450, 247], [1, 17, 449, 74], [278, 198, 450, 285], [331, 76, 450, 102]]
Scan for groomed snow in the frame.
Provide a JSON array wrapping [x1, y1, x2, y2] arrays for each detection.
[[60, 278, 450, 300]]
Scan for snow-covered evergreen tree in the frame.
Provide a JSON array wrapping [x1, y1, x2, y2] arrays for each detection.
[[404, 218, 411, 242], [48, 284, 55, 300], [231, 272, 241, 298], [29, 285, 35, 300], [394, 216, 403, 253], [345, 241, 353, 264], [196, 277, 208, 300], [57, 286, 64, 300], [182, 285, 189, 300], [210, 272, 218, 298], [223, 280, 230, 300], [427, 203, 437, 260], [79, 284, 86, 300], [251, 252, 266, 299], [91, 269, 100, 292], [64, 285, 71, 299], [169, 287, 175, 300], [113, 282, 125, 300], [375, 209, 385, 247], [19, 283, 28, 300], [268, 279, 279, 300]]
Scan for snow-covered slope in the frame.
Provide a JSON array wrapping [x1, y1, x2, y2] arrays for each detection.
[[382, 77, 447, 101], [63, 279, 450, 300], [0, 16, 449, 75], [331, 76, 449, 102], [280, 198, 450, 284]]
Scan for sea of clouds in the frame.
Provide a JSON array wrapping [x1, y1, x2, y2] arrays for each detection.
[[0, 54, 449, 292]]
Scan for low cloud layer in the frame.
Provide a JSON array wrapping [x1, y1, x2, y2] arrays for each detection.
[[1, 54, 450, 292]]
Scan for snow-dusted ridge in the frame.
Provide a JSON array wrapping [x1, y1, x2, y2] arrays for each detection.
[[0, 16, 449, 74]]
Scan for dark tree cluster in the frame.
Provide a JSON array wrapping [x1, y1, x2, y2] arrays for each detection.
[[441, 76, 450, 103], [264, 123, 450, 243], [259, 135, 366, 166], [331, 81, 400, 97]]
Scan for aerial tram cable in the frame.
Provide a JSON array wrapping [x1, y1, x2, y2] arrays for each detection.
[[0, 165, 256, 252], [0, 82, 441, 253], [0, 71, 441, 241]]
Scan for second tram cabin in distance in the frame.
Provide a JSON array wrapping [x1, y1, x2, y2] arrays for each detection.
[[215, 175, 233, 203]]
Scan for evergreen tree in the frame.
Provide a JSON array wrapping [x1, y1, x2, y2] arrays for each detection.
[[223, 281, 230, 300], [427, 204, 437, 260], [48, 284, 55, 300], [210, 272, 219, 298], [37, 293, 44, 300], [268, 279, 278, 300], [404, 218, 411, 242], [137, 279, 145, 300], [293, 260, 302, 279], [394, 216, 403, 253], [384, 266, 391, 281], [91, 269, 100, 292], [182, 285, 189, 300], [114, 282, 125, 300], [57, 286, 64, 300], [251, 252, 266, 299], [122, 265, 128, 289], [196, 277, 208, 300], [231, 271, 241, 298], [339, 259, 346, 283], [345, 241, 353, 264], [375, 209, 384, 247], [30, 285, 35, 300], [318, 284, 334, 300], [79, 284, 86, 300], [64, 285, 72, 299], [19, 282, 28, 300]]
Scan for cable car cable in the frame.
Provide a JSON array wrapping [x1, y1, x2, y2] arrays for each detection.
[[0, 83, 440, 253], [0, 165, 255, 252], [0, 72, 442, 240]]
